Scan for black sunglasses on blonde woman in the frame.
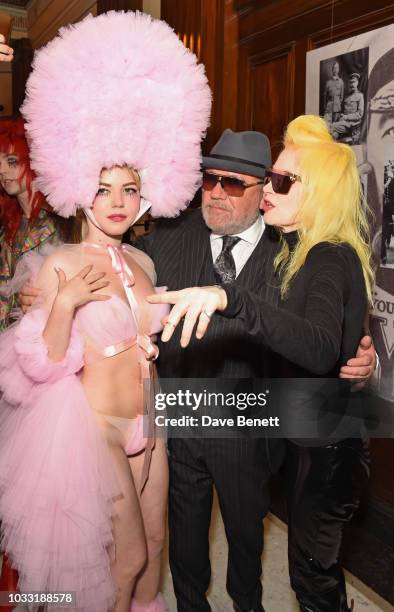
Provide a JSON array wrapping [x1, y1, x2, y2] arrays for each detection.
[[263, 169, 301, 194]]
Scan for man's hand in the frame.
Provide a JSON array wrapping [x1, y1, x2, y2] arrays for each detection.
[[0, 34, 13, 62], [147, 286, 227, 348], [19, 284, 41, 313], [339, 335, 376, 390]]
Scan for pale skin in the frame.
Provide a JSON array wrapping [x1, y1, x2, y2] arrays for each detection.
[[146, 157, 376, 379], [35, 166, 168, 612], [0, 33, 13, 62], [0, 150, 35, 218]]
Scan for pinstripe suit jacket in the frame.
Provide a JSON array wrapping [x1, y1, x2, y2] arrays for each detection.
[[135, 209, 281, 378], [134, 209, 284, 470]]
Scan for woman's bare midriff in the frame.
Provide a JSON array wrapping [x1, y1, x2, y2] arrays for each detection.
[[81, 344, 146, 419], [63, 245, 157, 419]]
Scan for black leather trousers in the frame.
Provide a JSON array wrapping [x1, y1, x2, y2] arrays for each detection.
[[285, 439, 370, 612]]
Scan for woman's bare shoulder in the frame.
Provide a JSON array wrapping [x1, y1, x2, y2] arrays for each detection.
[[36, 244, 83, 286]]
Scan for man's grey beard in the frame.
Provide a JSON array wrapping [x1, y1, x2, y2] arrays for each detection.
[[202, 205, 260, 235]]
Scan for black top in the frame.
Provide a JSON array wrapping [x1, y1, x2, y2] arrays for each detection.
[[222, 233, 369, 444], [222, 233, 367, 376]]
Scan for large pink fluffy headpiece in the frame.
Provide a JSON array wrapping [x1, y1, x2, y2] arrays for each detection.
[[21, 11, 211, 218]]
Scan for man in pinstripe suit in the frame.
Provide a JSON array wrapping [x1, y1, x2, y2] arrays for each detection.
[[136, 130, 282, 612]]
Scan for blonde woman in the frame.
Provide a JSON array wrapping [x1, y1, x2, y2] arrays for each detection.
[[149, 115, 373, 612]]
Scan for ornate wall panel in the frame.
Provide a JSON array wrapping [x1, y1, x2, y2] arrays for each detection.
[[97, 0, 142, 12], [240, 43, 295, 159], [162, 0, 225, 151]]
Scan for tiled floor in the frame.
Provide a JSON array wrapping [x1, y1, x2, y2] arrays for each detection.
[[2, 496, 392, 612], [161, 495, 392, 612]]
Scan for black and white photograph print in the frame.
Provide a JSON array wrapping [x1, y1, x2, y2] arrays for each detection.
[[381, 160, 394, 268], [319, 48, 369, 145]]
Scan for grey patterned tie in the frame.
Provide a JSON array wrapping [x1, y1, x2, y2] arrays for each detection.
[[213, 235, 241, 284]]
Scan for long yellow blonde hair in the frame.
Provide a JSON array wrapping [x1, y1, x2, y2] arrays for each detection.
[[275, 115, 374, 301]]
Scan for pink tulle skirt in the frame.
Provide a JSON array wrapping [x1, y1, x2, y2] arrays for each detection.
[[0, 324, 121, 611]]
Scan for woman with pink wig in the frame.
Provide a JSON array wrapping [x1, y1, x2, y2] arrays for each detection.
[[0, 10, 211, 612]]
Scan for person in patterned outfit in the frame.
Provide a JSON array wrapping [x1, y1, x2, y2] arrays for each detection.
[[0, 117, 67, 330]]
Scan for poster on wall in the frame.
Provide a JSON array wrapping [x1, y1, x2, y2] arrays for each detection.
[[306, 24, 394, 402]]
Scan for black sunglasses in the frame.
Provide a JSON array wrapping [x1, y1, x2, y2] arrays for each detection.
[[202, 171, 264, 197], [263, 169, 301, 194]]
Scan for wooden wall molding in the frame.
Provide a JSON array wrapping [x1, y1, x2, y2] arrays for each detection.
[[12, 36, 33, 113], [201, 0, 225, 149], [308, 3, 394, 48], [0, 3, 28, 36], [162, 0, 202, 59], [238, 0, 334, 43], [28, 0, 97, 48], [233, 0, 276, 14], [238, 41, 296, 157], [162, 0, 225, 151], [97, 0, 142, 14], [220, 0, 239, 132], [248, 41, 295, 67], [237, 0, 394, 45]]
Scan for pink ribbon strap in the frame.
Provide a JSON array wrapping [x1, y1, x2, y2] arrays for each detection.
[[107, 245, 139, 326], [137, 333, 159, 362], [81, 242, 159, 363], [108, 246, 158, 362]]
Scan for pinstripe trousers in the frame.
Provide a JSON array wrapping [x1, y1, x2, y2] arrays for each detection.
[[167, 437, 271, 611]]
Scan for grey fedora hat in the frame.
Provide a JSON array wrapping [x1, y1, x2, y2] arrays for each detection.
[[203, 129, 271, 178]]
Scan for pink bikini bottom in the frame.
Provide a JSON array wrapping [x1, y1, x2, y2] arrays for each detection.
[[85, 334, 156, 459], [101, 413, 147, 456]]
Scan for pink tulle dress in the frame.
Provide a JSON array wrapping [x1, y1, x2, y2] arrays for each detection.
[[0, 243, 169, 612]]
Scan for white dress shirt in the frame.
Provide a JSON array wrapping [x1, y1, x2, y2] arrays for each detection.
[[210, 215, 265, 278]]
